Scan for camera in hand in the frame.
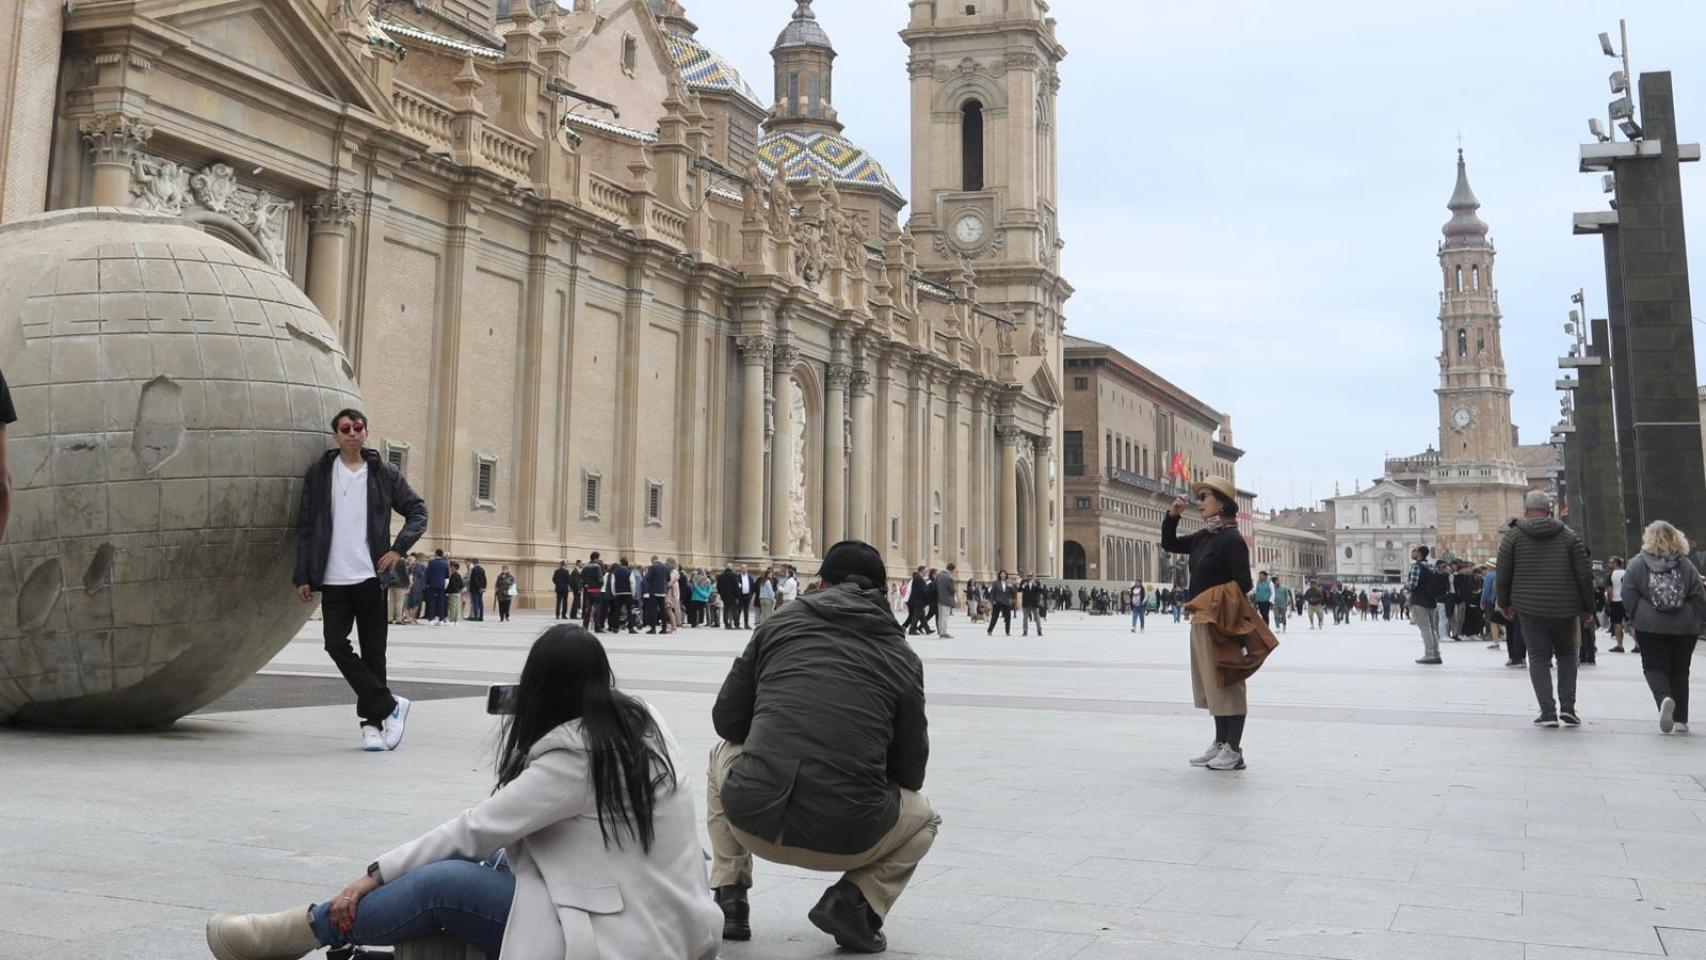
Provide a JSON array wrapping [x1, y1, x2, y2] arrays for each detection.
[[486, 684, 519, 715]]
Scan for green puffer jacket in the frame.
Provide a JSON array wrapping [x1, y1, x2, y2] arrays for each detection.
[[1494, 517, 1594, 618]]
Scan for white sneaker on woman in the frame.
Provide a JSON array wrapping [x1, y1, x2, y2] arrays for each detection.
[[1205, 744, 1246, 771], [1188, 741, 1224, 767], [1661, 696, 1677, 734]]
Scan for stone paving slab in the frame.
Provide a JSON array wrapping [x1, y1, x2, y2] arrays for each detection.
[[4, 610, 1706, 959]]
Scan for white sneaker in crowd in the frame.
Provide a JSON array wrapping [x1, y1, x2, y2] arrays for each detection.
[[361, 726, 384, 752], [1205, 744, 1246, 771], [383, 696, 412, 750], [1188, 741, 1224, 767]]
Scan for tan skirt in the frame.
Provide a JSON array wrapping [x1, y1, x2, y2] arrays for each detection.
[[1190, 621, 1248, 716]]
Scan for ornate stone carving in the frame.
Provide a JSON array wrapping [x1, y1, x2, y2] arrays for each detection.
[[849, 368, 873, 397], [190, 163, 240, 214], [128, 152, 296, 271], [906, 58, 935, 79], [736, 334, 775, 365], [826, 362, 853, 390], [772, 341, 801, 371], [996, 323, 1014, 354], [792, 217, 831, 286], [1029, 323, 1047, 356], [130, 154, 192, 214], [307, 188, 358, 230], [934, 226, 1004, 261], [787, 378, 814, 557], [80, 112, 153, 165], [995, 422, 1026, 444], [767, 167, 791, 235]]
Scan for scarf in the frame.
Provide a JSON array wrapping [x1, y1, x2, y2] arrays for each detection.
[[1203, 514, 1238, 534]]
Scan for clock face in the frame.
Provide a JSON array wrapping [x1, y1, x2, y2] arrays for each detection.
[[1452, 407, 1474, 430], [953, 212, 985, 246]]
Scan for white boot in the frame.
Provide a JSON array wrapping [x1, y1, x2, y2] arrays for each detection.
[[206, 906, 319, 960]]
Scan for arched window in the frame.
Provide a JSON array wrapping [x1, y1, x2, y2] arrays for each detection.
[[1408, 505, 1417, 523], [1455, 265, 1463, 292], [1472, 265, 1480, 290], [961, 100, 985, 191], [1457, 329, 1468, 357], [1361, 507, 1369, 524]]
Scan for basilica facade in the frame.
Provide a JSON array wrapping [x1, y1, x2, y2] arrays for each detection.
[[0, 0, 1070, 603]]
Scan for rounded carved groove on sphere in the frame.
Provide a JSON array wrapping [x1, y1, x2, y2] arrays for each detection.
[[0, 208, 363, 729]]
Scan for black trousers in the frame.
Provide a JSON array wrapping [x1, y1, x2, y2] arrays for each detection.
[[722, 598, 739, 628], [1256, 601, 1272, 625], [469, 590, 485, 621], [555, 589, 570, 619], [583, 591, 602, 630], [987, 605, 1012, 635], [643, 596, 664, 631], [1638, 631, 1696, 723], [739, 596, 753, 628], [570, 590, 581, 620], [497, 596, 512, 620], [320, 579, 396, 728], [1505, 615, 1526, 664]]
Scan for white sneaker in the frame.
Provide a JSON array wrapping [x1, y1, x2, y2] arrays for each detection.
[[1661, 696, 1677, 734], [1205, 744, 1246, 771], [382, 696, 412, 750], [1678, 723, 1690, 734], [361, 726, 384, 752], [1188, 741, 1225, 767]]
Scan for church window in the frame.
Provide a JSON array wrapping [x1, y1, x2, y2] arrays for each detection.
[[582, 470, 602, 519], [646, 480, 664, 526], [787, 73, 799, 117], [961, 100, 985, 191], [1457, 329, 1468, 357], [1472, 265, 1481, 290], [809, 73, 821, 118], [1455, 266, 1463, 292], [1477, 335, 1485, 352], [621, 35, 638, 75], [474, 454, 497, 510], [1361, 507, 1369, 524]]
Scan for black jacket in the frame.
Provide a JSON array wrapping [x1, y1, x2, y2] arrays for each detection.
[[713, 583, 928, 855], [552, 567, 572, 593], [1161, 514, 1252, 595], [907, 573, 927, 609], [293, 448, 428, 591], [468, 564, 487, 592], [580, 561, 604, 593], [1019, 580, 1045, 608], [645, 561, 672, 594], [716, 569, 740, 601]]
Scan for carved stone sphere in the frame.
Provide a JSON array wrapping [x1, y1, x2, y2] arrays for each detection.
[[0, 209, 363, 729]]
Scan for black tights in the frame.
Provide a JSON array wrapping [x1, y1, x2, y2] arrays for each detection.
[[1214, 714, 1247, 751]]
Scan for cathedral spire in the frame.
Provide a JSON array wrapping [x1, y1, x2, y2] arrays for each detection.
[[1442, 149, 1489, 245], [768, 0, 841, 133]]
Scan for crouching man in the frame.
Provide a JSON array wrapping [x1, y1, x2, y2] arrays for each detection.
[[707, 540, 940, 955]]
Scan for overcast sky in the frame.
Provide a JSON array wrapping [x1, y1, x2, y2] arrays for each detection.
[[682, 0, 1706, 512]]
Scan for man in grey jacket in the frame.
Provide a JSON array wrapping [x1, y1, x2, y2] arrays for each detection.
[[934, 563, 956, 638], [1496, 490, 1595, 728], [708, 540, 938, 954]]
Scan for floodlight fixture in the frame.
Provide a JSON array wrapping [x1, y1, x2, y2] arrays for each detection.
[[1600, 31, 1617, 57], [1610, 96, 1635, 120], [1589, 117, 1610, 142], [1610, 70, 1629, 94], [1566, 322, 1577, 336], [1619, 118, 1643, 140], [1602, 174, 1616, 193]]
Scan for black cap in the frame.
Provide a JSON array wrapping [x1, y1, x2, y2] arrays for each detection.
[[816, 539, 887, 587]]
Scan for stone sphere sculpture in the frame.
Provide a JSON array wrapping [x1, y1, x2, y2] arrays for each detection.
[[0, 208, 363, 729]]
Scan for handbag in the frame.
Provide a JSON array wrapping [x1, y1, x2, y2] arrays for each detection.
[[508, 584, 519, 598]]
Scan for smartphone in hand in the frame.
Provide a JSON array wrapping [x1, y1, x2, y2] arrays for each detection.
[[486, 684, 519, 715]]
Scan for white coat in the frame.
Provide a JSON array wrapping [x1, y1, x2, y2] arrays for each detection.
[[375, 705, 721, 960]]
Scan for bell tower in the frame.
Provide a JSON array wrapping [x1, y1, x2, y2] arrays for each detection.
[[1433, 150, 1527, 560]]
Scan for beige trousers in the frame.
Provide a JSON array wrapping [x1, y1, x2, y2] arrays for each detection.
[[706, 740, 941, 917], [1189, 621, 1248, 715]]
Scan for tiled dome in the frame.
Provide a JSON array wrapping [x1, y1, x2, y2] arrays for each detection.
[[664, 31, 763, 110], [757, 129, 900, 195]]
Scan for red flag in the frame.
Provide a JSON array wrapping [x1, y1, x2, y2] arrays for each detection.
[[1170, 452, 1186, 479]]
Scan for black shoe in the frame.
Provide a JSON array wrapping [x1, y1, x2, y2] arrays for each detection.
[[715, 885, 751, 941], [1415, 657, 1442, 664], [807, 881, 887, 953], [1560, 709, 1580, 726], [1534, 713, 1559, 727]]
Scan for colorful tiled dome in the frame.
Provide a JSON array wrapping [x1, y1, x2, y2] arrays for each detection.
[[664, 32, 763, 110], [757, 129, 899, 195]]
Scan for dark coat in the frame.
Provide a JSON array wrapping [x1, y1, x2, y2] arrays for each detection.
[[713, 583, 928, 855], [1495, 517, 1594, 618], [446, 572, 464, 594], [579, 561, 604, 593], [907, 573, 927, 609], [645, 561, 672, 594], [716, 569, 740, 601], [1019, 580, 1045, 608], [293, 448, 428, 591], [552, 567, 572, 593], [468, 564, 487, 592], [425, 556, 449, 589]]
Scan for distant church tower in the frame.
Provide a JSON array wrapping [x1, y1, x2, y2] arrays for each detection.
[[1433, 150, 1527, 561]]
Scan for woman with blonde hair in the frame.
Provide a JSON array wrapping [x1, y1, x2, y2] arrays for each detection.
[[1622, 520, 1706, 733]]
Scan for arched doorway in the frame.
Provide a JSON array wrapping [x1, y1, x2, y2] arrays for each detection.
[[1063, 540, 1086, 579]]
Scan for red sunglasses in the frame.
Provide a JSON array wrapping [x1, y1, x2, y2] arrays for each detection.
[[338, 420, 366, 435]]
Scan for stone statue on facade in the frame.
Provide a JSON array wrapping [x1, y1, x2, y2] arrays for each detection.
[[787, 379, 814, 556]]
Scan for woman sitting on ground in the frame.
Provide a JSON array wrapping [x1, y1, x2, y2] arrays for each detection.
[[206, 624, 721, 960]]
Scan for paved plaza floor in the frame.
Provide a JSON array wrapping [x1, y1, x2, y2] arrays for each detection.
[[5, 606, 1706, 960]]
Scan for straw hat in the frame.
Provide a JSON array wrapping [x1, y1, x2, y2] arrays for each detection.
[[1189, 475, 1239, 510]]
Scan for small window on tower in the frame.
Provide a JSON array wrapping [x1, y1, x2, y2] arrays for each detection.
[[1472, 265, 1481, 290], [1456, 266, 1464, 292], [1457, 329, 1468, 357], [961, 100, 985, 191]]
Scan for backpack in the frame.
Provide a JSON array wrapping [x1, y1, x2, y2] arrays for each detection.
[[1648, 563, 1687, 613]]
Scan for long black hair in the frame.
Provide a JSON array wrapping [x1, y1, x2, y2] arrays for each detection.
[[494, 625, 676, 852]]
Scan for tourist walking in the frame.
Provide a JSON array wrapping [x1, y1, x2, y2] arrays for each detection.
[[1621, 520, 1706, 734], [737, 566, 756, 628], [708, 540, 938, 954], [292, 408, 424, 752], [402, 555, 425, 625], [756, 569, 777, 625], [1408, 547, 1445, 664], [466, 559, 487, 622], [1131, 580, 1148, 633], [1165, 475, 1274, 772], [494, 565, 516, 623], [903, 566, 928, 635], [985, 571, 1015, 636], [1303, 582, 1324, 628], [580, 552, 605, 631], [1252, 571, 1274, 625], [1271, 578, 1290, 633], [552, 560, 572, 619], [1495, 490, 1594, 727], [1606, 555, 1630, 653], [935, 563, 956, 638], [1483, 560, 1525, 666], [1020, 572, 1045, 637], [205, 626, 722, 960]]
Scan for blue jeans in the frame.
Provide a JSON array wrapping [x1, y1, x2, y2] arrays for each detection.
[[1131, 606, 1145, 630], [425, 587, 447, 621], [312, 860, 514, 959]]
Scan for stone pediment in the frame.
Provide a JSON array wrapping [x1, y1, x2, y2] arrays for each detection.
[[1026, 356, 1061, 405], [147, 0, 391, 117]]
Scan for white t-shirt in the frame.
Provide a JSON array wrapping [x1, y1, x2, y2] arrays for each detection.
[[323, 459, 375, 586], [779, 575, 799, 602], [1609, 568, 1626, 603]]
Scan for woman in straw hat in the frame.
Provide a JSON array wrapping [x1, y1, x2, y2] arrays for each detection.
[[1163, 475, 1271, 771]]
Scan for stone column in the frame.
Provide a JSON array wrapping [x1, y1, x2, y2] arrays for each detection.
[[1033, 434, 1053, 577], [997, 420, 1020, 574], [79, 113, 152, 206], [943, 380, 961, 565], [736, 335, 773, 561], [849, 365, 873, 543], [770, 340, 801, 561], [824, 361, 851, 547], [967, 390, 985, 575], [306, 189, 357, 334]]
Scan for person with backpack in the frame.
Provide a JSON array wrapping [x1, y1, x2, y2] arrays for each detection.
[[1621, 520, 1706, 734], [1407, 547, 1445, 664], [1495, 490, 1595, 727]]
